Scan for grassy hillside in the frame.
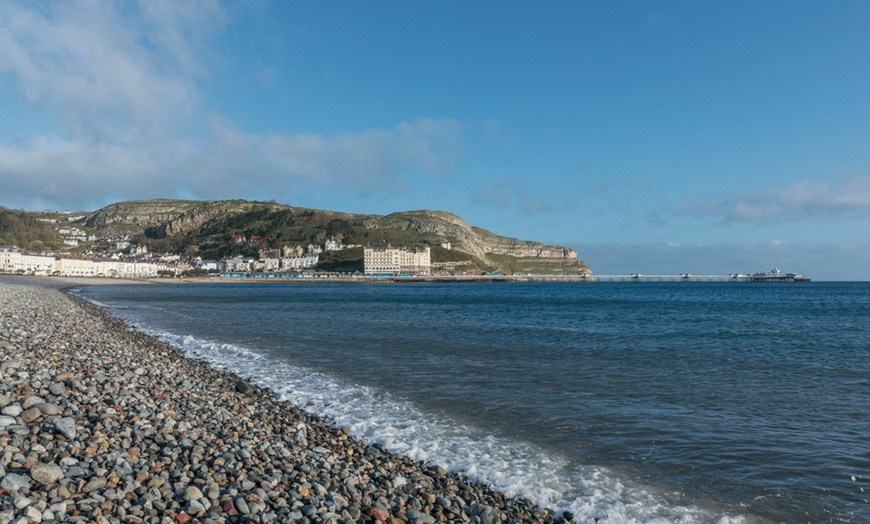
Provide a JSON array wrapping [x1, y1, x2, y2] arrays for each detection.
[[0, 208, 64, 251]]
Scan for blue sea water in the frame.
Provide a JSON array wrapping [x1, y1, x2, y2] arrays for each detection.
[[76, 281, 870, 523]]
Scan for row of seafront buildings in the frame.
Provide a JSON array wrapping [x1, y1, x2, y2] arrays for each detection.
[[0, 247, 175, 278], [1, 244, 434, 279], [222, 246, 433, 276]]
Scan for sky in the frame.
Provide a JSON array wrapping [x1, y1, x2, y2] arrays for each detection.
[[1, 1, 869, 280]]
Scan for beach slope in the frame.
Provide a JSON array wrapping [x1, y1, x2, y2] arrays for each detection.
[[0, 278, 559, 523]]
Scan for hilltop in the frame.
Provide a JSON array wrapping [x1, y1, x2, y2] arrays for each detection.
[[1, 199, 591, 275]]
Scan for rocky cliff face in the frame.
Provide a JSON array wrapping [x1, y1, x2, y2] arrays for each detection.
[[368, 210, 579, 262], [84, 200, 256, 237], [473, 227, 578, 259], [155, 202, 252, 238]]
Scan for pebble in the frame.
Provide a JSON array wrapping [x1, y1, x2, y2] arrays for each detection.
[[21, 396, 45, 409], [19, 407, 42, 422], [28, 463, 63, 485], [52, 417, 76, 439], [0, 279, 560, 524], [235, 380, 254, 395], [82, 477, 107, 493], [1, 404, 21, 416], [33, 402, 62, 415], [407, 508, 436, 523], [183, 486, 203, 501], [1, 473, 29, 492]]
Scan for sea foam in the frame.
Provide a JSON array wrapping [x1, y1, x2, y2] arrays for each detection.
[[85, 301, 749, 524]]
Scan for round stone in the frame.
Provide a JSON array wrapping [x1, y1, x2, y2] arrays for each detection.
[[30, 463, 64, 485], [1, 405, 22, 416], [235, 380, 254, 395], [48, 383, 66, 396], [20, 407, 42, 422], [183, 486, 204, 501]]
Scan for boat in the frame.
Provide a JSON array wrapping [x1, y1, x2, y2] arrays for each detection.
[[746, 267, 810, 282]]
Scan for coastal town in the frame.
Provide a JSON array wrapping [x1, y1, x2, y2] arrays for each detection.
[[0, 239, 433, 279]]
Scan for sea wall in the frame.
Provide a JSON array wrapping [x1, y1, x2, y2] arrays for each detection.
[[0, 277, 565, 524]]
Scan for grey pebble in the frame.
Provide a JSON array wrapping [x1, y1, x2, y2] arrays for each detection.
[[0, 473, 30, 492], [52, 416, 76, 439], [1, 404, 21, 416]]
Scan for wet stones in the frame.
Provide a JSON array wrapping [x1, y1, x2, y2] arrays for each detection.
[[235, 380, 254, 395]]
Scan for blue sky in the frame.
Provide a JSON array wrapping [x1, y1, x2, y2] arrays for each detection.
[[2, 1, 869, 280]]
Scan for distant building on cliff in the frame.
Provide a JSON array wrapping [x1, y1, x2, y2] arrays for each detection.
[[364, 246, 431, 276]]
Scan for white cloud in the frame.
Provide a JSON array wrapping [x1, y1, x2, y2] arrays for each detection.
[[207, 117, 462, 189], [679, 176, 870, 224], [0, 0, 219, 137], [0, 1, 463, 210], [0, 118, 463, 210], [137, 0, 226, 79]]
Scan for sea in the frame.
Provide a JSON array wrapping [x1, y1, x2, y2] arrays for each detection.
[[73, 281, 870, 523]]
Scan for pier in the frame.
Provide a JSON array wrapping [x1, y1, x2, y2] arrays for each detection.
[[361, 272, 809, 283], [588, 274, 808, 282], [211, 267, 809, 283], [591, 274, 740, 282]]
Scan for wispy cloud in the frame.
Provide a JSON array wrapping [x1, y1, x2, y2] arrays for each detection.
[[471, 180, 552, 215], [0, 1, 462, 210], [679, 176, 870, 224], [0, 0, 222, 138], [0, 117, 463, 210]]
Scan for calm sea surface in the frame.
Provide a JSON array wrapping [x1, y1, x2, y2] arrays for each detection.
[[76, 281, 870, 523]]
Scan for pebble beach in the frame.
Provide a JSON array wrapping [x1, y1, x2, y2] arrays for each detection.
[[0, 278, 564, 524]]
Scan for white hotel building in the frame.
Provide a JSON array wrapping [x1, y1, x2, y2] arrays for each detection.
[[363, 246, 431, 276]]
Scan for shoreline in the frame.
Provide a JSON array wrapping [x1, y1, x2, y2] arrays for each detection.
[[0, 275, 595, 285], [0, 277, 565, 523]]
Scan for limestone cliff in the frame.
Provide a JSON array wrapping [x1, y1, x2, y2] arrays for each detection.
[[366, 210, 588, 274], [84, 200, 257, 236]]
